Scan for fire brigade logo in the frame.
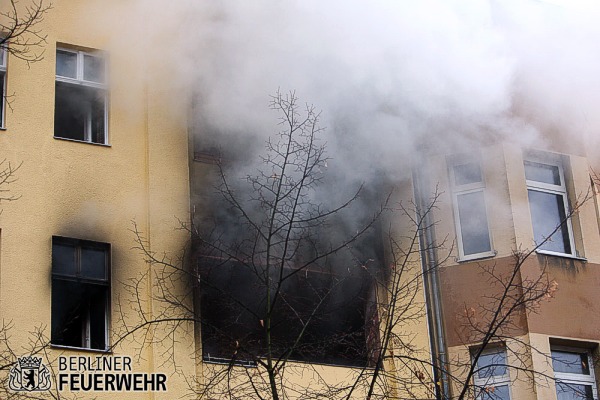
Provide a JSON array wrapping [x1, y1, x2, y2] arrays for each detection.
[[8, 356, 52, 392]]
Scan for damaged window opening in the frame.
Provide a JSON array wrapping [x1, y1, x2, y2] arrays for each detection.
[[51, 236, 110, 351], [54, 48, 107, 144], [198, 255, 379, 368], [0, 42, 6, 128]]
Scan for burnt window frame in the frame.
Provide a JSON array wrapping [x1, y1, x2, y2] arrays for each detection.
[[54, 46, 108, 145], [51, 236, 111, 351]]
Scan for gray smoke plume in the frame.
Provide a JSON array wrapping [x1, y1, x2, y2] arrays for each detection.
[[90, 0, 600, 217]]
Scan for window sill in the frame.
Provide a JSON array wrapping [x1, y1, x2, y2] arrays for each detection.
[[202, 356, 257, 368], [54, 136, 111, 147], [535, 250, 587, 262], [456, 251, 497, 263], [193, 152, 221, 164], [201, 355, 373, 370], [51, 344, 112, 354], [0, 127, 6, 131]]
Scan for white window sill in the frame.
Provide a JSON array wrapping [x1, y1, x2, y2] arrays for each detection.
[[54, 136, 111, 147], [51, 344, 112, 354], [456, 250, 497, 263], [535, 249, 587, 262]]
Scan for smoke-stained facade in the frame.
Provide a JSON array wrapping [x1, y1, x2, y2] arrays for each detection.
[[3, 0, 600, 399]]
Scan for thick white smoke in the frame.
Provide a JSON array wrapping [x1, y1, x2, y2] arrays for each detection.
[[126, 0, 597, 170], [100, 0, 600, 180]]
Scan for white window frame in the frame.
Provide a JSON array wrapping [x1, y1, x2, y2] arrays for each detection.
[[472, 347, 512, 400], [449, 159, 495, 261], [524, 159, 575, 257], [552, 346, 598, 400], [0, 42, 7, 129], [55, 47, 108, 144]]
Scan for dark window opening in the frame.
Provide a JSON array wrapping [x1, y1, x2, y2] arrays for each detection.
[[199, 257, 378, 367], [54, 82, 106, 143], [51, 236, 110, 350]]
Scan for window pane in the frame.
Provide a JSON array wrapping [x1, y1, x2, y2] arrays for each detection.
[[477, 384, 510, 400], [52, 242, 77, 276], [54, 82, 87, 141], [0, 46, 5, 67], [83, 54, 105, 83], [525, 162, 561, 186], [0, 71, 5, 127], [91, 90, 106, 144], [51, 280, 86, 347], [556, 382, 594, 400], [457, 191, 492, 255], [81, 247, 107, 280], [454, 163, 483, 186], [51, 280, 108, 350], [477, 351, 507, 378], [528, 190, 571, 254], [552, 351, 590, 375], [89, 286, 107, 350], [56, 50, 77, 78], [55, 83, 106, 144]]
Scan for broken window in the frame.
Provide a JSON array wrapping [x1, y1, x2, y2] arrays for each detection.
[[199, 256, 376, 367], [0, 42, 6, 128], [51, 236, 110, 350], [54, 48, 107, 144]]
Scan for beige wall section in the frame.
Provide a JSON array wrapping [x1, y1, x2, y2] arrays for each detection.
[[0, 1, 192, 398], [569, 154, 600, 262], [502, 143, 533, 252], [384, 177, 436, 398]]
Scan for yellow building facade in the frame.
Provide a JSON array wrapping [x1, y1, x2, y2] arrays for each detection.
[[1, 2, 433, 399], [2, 1, 600, 400], [0, 1, 194, 398]]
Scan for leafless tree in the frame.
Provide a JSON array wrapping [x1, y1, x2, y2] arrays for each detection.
[[1, 0, 52, 65], [0, 321, 81, 400], [0, 159, 21, 213], [117, 92, 595, 400]]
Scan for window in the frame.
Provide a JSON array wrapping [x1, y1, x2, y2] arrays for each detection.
[[51, 236, 110, 350], [525, 160, 574, 255], [472, 347, 511, 400], [0, 41, 6, 128], [199, 257, 375, 367], [552, 347, 598, 400], [54, 48, 107, 144], [449, 160, 494, 260]]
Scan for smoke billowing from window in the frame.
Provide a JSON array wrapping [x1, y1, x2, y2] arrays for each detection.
[[99, 0, 600, 176], [96, 0, 600, 367]]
